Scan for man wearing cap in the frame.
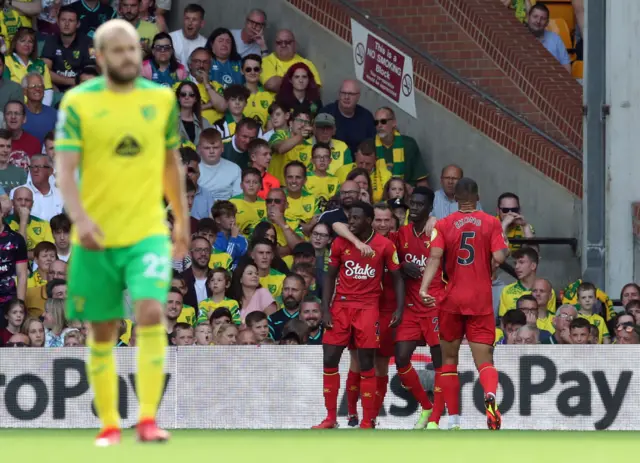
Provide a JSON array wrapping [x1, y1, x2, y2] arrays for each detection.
[[310, 113, 353, 175]]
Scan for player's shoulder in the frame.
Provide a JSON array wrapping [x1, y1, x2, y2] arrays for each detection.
[[62, 76, 107, 103], [372, 232, 394, 247], [134, 77, 176, 99]]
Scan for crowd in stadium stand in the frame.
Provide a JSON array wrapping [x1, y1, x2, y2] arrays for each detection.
[[0, 0, 636, 350]]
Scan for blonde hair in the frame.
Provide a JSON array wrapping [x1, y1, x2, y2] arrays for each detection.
[[213, 322, 237, 341], [21, 317, 44, 346], [45, 298, 67, 334], [94, 19, 139, 51], [64, 329, 85, 346]]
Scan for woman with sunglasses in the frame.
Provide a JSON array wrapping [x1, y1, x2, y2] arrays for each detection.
[[4, 27, 54, 105], [241, 53, 273, 129], [141, 33, 187, 87], [175, 80, 211, 146], [205, 27, 243, 87], [613, 313, 638, 344], [275, 62, 322, 117]]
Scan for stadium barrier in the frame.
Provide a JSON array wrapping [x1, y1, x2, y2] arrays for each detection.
[[0, 346, 634, 430]]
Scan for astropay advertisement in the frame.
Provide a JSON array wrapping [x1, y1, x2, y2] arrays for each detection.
[[0, 346, 635, 430]]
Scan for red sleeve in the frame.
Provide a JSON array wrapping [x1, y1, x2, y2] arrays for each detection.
[[384, 240, 401, 272], [490, 217, 509, 253], [327, 238, 343, 268], [430, 221, 446, 250]]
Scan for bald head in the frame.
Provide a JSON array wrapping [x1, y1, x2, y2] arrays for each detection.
[[340, 180, 359, 208], [94, 19, 139, 51], [339, 80, 361, 112], [275, 29, 296, 60], [454, 177, 479, 202]]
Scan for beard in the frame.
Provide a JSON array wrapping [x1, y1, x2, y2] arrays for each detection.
[[305, 319, 320, 330], [283, 297, 299, 311], [106, 63, 139, 84]]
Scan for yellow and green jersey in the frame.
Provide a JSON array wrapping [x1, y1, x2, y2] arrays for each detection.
[[244, 85, 274, 128], [197, 297, 241, 325], [562, 279, 614, 322], [579, 312, 609, 343], [173, 80, 224, 125], [260, 268, 286, 298], [498, 280, 557, 317], [136, 20, 159, 50], [178, 304, 197, 326], [501, 218, 535, 252], [335, 158, 392, 203], [0, 8, 31, 49], [305, 172, 340, 205], [56, 77, 180, 248], [260, 53, 322, 87], [230, 194, 266, 237], [27, 270, 46, 289], [208, 249, 233, 270], [495, 327, 504, 345], [285, 189, 321, 224], [267, 129, 313, 183], [536, 315, 555, 334], [6, 214, 54, 251], [309, 137, 352, 176], [4, 53, 53, 90], [272, 217, 304, 249]]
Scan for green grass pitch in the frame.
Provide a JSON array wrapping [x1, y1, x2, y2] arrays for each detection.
[[0, 429, 631, 463]]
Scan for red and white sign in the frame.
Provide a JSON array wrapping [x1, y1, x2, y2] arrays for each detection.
[[351, 19, 417, 118]]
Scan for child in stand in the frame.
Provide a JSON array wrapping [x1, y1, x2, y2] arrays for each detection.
[[576, 282, 610, 344], [245, 311, 269, 343], [230, 168, 266, 238], [305, 142, 340, 210], [213, 85, 253, 140], [197, 268, 241, 326], [249, 138, 280, 199], [211, 202, 248, 267]]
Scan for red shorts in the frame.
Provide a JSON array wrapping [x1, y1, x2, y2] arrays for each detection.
[[439, 311, 494, 346], [377, 311, 395, 357], [323, 300, 380, 349], [395, 309, 440, 347]]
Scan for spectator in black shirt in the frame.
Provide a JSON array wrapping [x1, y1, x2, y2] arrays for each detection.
[[0, 204, 28, 309], [299, 296, 323, 345], [318, 179, 359, 234], [75, 65, 100, 85], [71, 0, 116, 39], [267, 273, 305, 341], [42, 6, 95, 92]]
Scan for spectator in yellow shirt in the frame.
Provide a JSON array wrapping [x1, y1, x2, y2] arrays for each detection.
[[305, 142, 340, 209], [283, 160, 321, 234], [517, 293, 554, 335], [251, 238, 286, 298], [268, 108, 313, 183], [336, 139, 391, 203], [266, 187, 304, 258], [197, 268, 240, 325], [576, 281, 610, 344], [310, 113, 352, 175], [260, 29, 321, 93], [118, 0, 159, 55], [7, 186, 54, 255], [531, 278, 555, 332], [242, 54, 274, 129], [27, 240, 56, 288], [230, 168, 266, 238], [497, 192, 535, 252]]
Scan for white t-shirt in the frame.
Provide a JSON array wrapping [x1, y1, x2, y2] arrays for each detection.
[[170, 29, 207, 66], [231, 29, 261, 58], [194, 278, 207, 304]]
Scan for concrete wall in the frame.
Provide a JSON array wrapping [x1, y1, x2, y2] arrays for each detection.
[[170, 0, 581, 287]]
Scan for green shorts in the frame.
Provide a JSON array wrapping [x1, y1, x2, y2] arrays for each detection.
[[67, 235, 172, 322]]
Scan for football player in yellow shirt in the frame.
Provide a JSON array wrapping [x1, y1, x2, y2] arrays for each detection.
[[305, 142, 340, 209], [55, 20, 189, 445], [268, 109, 313, 183], [576, 282, 610, 344], [242, 54, 274, 129], [283, 161, 321, 235], [310, 113, 352, 175], [230, 167, 266, 237]]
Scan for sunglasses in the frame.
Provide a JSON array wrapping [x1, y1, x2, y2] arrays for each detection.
[[617, 323, 635, 333], [153, 44, 172, 51], [6, 342, 27, 347], [180, 92, 196, 98], [276, 40, 294, 46], [500, 207, 520, 214], [244, 66, 261, 73], [266, 198, 283, 204], [374, 118, 391, 126]]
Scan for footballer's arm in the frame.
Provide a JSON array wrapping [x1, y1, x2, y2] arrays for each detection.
[[492, 248, 509, 266], [56, 151, 88, 226], [390, 268, 405, 326], [331, 222, 373, 257], [419, 246, 443, 304], [16, 261, 27, 301], [164, 148, 190, 256]]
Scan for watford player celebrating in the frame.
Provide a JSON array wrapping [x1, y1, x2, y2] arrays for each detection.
[[393, 187, 445, 429], [313, 201, 404, 429], [420, 178, 508, 430]]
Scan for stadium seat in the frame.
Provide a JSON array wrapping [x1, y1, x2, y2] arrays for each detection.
[[547, 18, 573, 50], [572, 60, 583, 79]]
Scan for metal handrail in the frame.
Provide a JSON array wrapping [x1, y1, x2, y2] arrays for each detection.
[[334, 0, 583, 161]]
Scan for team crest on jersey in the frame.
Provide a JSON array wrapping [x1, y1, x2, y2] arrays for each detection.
[[331, 151, 339, 160], [141, 105, 156, 121], [73, 50, 80, 59], [303, 204, 311, 213], [344, 249, 350, 255], [404, 242, 409, 248], [258, 210, 265, 218], [425, 241, 431, 249], [300, 153, 308, 162], [33, 227, 41, 235], [268, 284, 276, 294], [115, 136, 141, 156], [392, 251, 399, 265], [261, 101, 269, 109], [328, 185, 335, 194]]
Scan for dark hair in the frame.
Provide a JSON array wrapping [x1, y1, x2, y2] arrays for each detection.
[[382, 177, 408, 203], [284, 272, 306, 288], [76, 65, 99, 85], [356, 138, 376, 156], [223, 84, 251, 101], [280, 318, 309, 345], [173, 322, 193, 334], [50, 213, 71, 233], [346, 167, 373, 202], [512, 247, 539, 265], [248, 138, 270, 156], [245, 310, 267, 327], [150, 32, 179, 73], [411, 186, 435, 213], [44, 131, 55, 143], [241, 53, 262, 67], [312, 142, 331, 157], [0, 128, 12, 141], [33, 241, 57, 259], [516, 294, 538, 309], [267, 101, 286, 115], [180, 146, 200, 164], [529, 2, 550, 17], [242, 167, 262, 183], [349, 200, 374, 219], [284, 160, 307, 177], [58, 5, 78, 19], [176, 81, 202, 123], [197, 218, 216, 234], [620, 283, 640, 301], [4, 100, 25, 115], [184, 3, 205, 17], [227, 259, 259, 307], [209, 307, 232, 323], [569, 317, 591, 331], [251, 221, 277, 245], [208, 267, 231, 286], [206, 27, 241, 61], [45, 278, 66, 298], [168, 286, 183, 296], [577, 281, 597, 296], [236, 117, 260, 134], [4, 298, 24, 316], [185, 177, 196, 193], [251, 237, 275, 251], [291, 262, 314, 277], [10, 28, 37, 60], [497, 192, 520, 208], [211, 200, 237, 219], [502, 309, 526, 327], [276, 62, 320, 113]]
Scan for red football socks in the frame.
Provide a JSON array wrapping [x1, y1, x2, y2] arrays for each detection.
[[478, 362, 499, 398], [346, 369, 360, 417], [397, 363, 432, 410], [359, 369, 377, 423], [322, 367, 340, 422], [429, 367, 445, 423], [440, 364, 460, 415], [374, 375, 388, 417]]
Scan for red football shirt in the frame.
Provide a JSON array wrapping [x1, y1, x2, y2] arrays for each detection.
[[379, 269, 395, 313], [395, 222, 446, 315], [328, 231, 401, 304], [431, 210, 508, 315]]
